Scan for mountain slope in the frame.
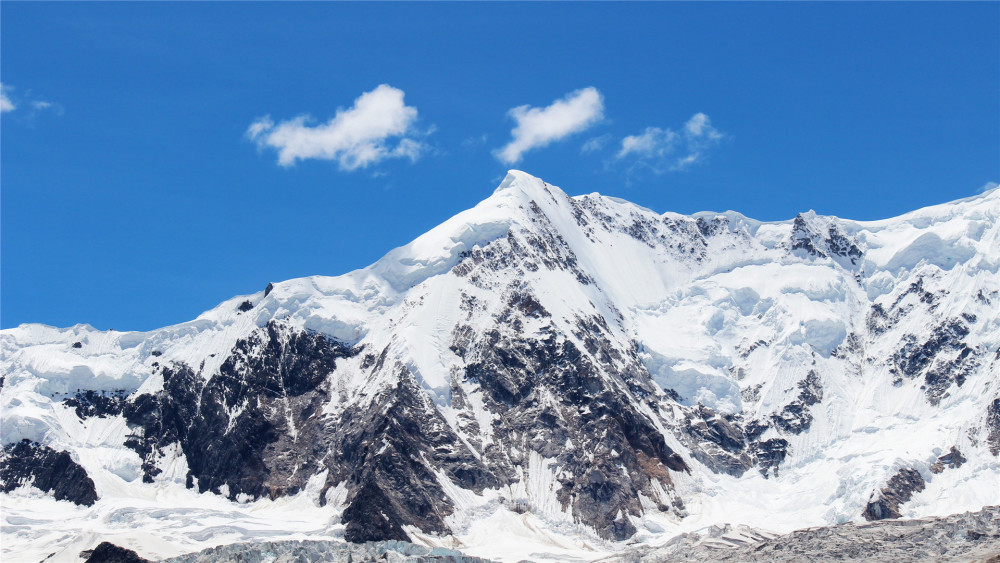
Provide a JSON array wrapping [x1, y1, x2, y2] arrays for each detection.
[[3, 171, 999, 562]]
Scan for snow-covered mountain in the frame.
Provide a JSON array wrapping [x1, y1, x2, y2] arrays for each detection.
[[3, 170, 999, 562]]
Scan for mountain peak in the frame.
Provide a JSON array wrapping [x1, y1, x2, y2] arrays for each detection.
[[494, 169, 543, 194], [492, 169, 572, 206], [3, 172, 999, 562]]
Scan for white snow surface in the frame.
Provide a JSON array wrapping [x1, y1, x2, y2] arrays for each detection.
[[3, 170, 1000, 562]]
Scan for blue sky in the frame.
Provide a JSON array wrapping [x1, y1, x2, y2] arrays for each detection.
[[2, 2, 998, 331]]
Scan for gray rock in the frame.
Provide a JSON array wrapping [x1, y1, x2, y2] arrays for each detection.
[[160, 539, 495, 563], [599, 506, 1000, 562]]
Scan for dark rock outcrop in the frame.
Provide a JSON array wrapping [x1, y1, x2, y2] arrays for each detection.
[[64, 389, 128, 419], [867, 277, 938, 338], [862, 468, 926, 521], [987, 398, 1000, 456], [790, 214, 863, 266], [682, 406, 753, 476], [81, 542, 150, 563], [892, 318, 976, 404], [0, 439, 98, 506], [333, 368, 497, 544], [930, 446, 967, 474], [456, 315, 688, 540], [124, 321, 357, 497], [753, 438, 789, 478], [770, 371, 824, 435], [770, 402, 813, 434]]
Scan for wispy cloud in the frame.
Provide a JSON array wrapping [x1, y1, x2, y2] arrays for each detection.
[[496, 87, 604, 164], [462, 134, 488, 150], [1, 83, 62, 118], [616, 112, 726, 173], [247, 84, 427, 170], [618, 127, 678, 159], [581, 134, 613, 154], [980, 181, 999, 194], [0, 83, 15, 113]]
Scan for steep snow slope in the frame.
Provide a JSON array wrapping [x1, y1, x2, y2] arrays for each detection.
[[2, 171, 999, 562]]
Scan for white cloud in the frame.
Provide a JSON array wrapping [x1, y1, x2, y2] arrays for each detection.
[[247, 84, 427, 170], [615, 112, 726, 172], [1, 83, 16, 113], [496, 87, 604, 164], [980, 181, 999, 194]]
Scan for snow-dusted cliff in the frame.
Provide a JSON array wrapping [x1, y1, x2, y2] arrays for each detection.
[[3, 171, 999, 562]]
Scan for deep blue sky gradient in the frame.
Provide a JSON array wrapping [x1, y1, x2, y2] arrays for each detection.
[[2, 2, 998, 330]]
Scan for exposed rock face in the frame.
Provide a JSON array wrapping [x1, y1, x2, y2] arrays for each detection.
[[120, 321, 497, 543], [161, 539, 495, 563], [122, 319, 487, 541], [872, 275, 982, 405], [752, 438, 789, 478], [0, 439, 98, 506], [456, 317, 689, 539], [64, 389, 127, 419], [681, 406, 752, 476], [123, 321, 357, 495], [600, 506, 1000, 563], [988, 398, 1000, 456], [333, 369, 497, 543], [769, 371, 823, 434], [862, 468, 926, 521], [895, 320, 976, 405], [81, 542, 150, 563], [931, 447, 967, 474], [790, 213, 864, 266]]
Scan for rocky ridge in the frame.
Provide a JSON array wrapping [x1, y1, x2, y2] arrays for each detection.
[[599, 505, 1000, 562]]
